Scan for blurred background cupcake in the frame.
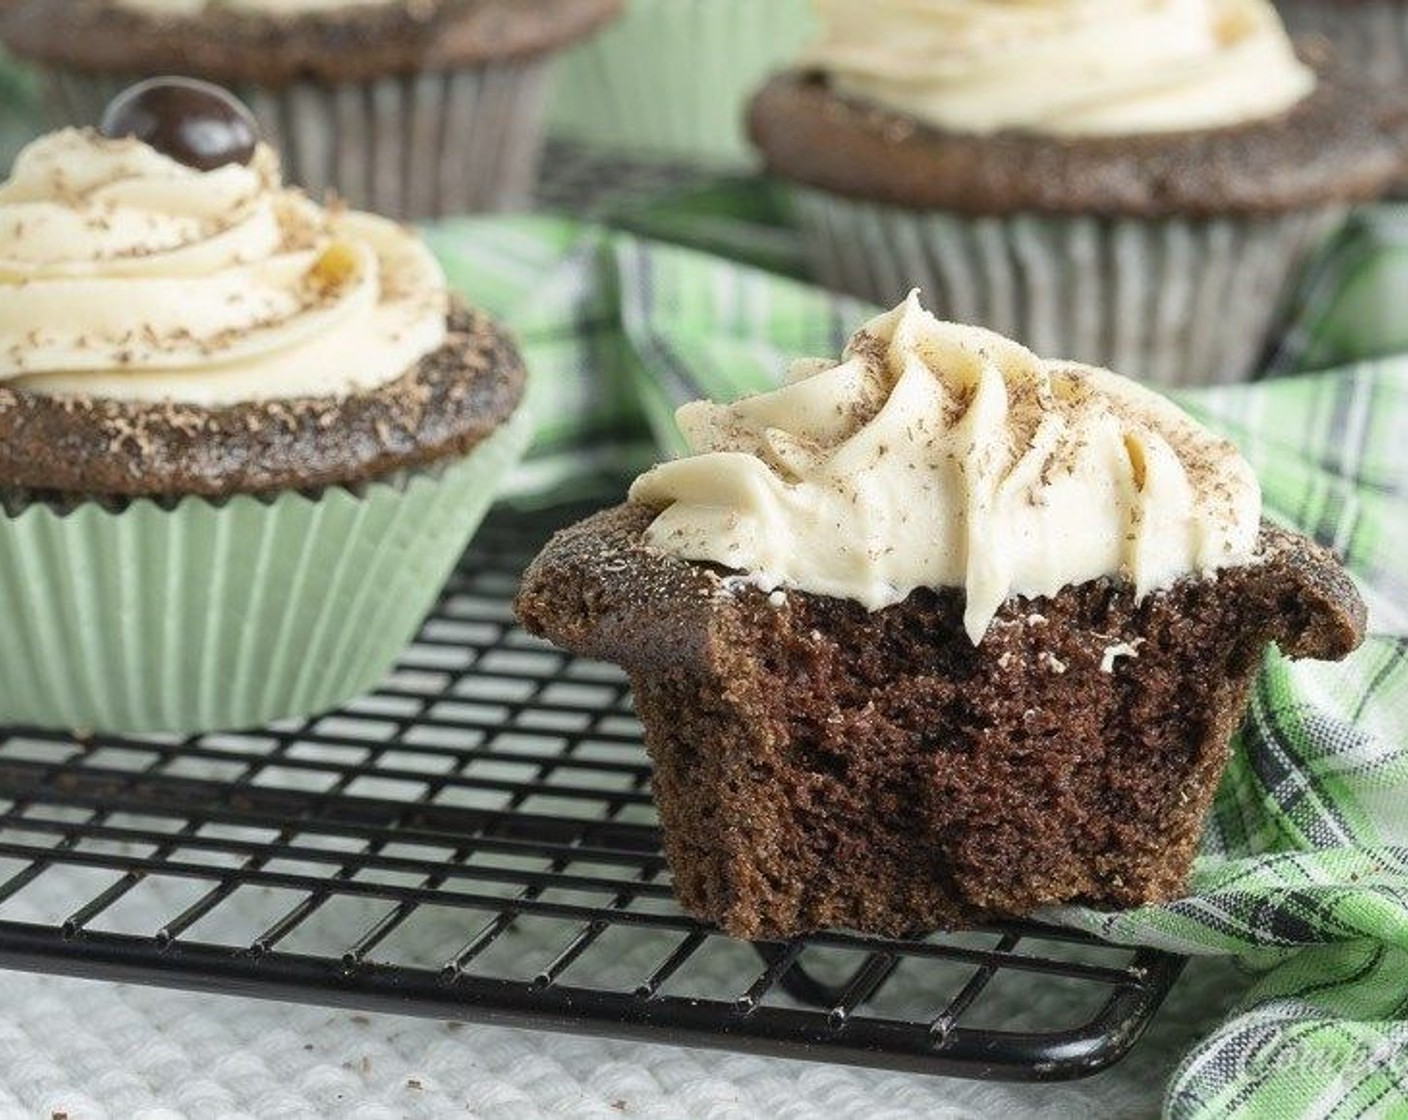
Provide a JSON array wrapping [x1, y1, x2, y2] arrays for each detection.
[[0, 0, 622, 219], [547, 0, 817, 169], [0, 80, 530, 734], [751, 0, 1404, 387]]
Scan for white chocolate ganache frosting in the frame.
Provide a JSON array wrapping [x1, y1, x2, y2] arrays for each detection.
[[806, 0, 1315, 137], [630, 293, 1262, 644], [0, 128, 448, 406]]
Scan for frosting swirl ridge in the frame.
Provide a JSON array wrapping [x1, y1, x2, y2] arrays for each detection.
[[629, 293, 1262, 643], [0, 128, 447, 405], [807, 0, 1315, 137]]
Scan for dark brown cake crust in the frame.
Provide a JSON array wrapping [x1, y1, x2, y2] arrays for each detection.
[[517, 504, 1366, 939], [1, 0, 622, 85], [0, 302, 525, 498], [748, 61, 1407, 218]]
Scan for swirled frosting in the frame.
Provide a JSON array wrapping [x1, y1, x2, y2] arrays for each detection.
[[630, 293, 1262, 644], [806, 0, 1315, 137], [0, 128, 447, 406]]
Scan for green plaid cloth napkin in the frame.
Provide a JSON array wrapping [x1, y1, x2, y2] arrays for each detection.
[[426, 204, 1408, 1119]]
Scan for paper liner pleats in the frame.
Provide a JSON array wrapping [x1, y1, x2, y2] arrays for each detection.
[[42, 61, 552, 219], [0, 407, 530, 734], [792, 189, 1344, 386]]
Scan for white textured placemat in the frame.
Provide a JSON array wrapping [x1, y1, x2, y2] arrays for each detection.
[[0, 953, 1251, 1119]]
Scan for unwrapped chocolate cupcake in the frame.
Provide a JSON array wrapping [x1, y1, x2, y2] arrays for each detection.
[[0, 0, 622, 218], [750, 0, 1404, 387], [517, 293, 1365, 939], [0, 81, 530, 734]]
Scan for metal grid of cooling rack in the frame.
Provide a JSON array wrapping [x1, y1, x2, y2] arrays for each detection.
[[0, 504, 1184, 1083]]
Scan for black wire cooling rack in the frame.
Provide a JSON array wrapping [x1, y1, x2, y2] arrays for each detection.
[[0, 504, 1185, 1083]]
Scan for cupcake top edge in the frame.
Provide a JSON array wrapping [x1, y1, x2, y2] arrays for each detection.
[[628, 291, 1263, 645], [804, 0, 1315, 139], [0, 124, 450, 407]]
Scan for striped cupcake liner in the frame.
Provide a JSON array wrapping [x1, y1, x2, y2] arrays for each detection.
[[547, 0, 817, 169], [41, 60, 552, 219], [791, 188, 1345, 387], [0, 406, 530, 735]]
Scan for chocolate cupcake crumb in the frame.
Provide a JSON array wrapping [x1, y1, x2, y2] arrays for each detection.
[[517, 503, 1365, 938]]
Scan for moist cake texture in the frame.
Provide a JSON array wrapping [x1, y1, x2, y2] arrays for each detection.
[[517, 504, 1365, 938]]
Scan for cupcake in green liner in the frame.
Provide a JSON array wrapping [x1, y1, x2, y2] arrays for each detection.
[[548, 0, 817, 169], [750, 0, 1405, 387], [0, 79, 529, 734], [0, 0, 622, 219]]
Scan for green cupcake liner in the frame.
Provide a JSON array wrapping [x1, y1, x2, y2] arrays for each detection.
[[547, 0, 817, 169], [0, 405, 530, 735]]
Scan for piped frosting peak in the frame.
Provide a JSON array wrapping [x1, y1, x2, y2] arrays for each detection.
[[0, 127, 447, 406], [630, 292, 1262, 642]]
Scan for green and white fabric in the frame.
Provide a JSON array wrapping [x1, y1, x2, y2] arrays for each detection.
[[425, 202, 1408, 1119]]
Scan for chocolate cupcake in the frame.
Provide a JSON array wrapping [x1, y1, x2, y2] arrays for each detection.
[[0, 81, 530, 734], [749, 0, 1404, 387], [516, 294, 1365, 938], [0, 0, 622, 219]]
